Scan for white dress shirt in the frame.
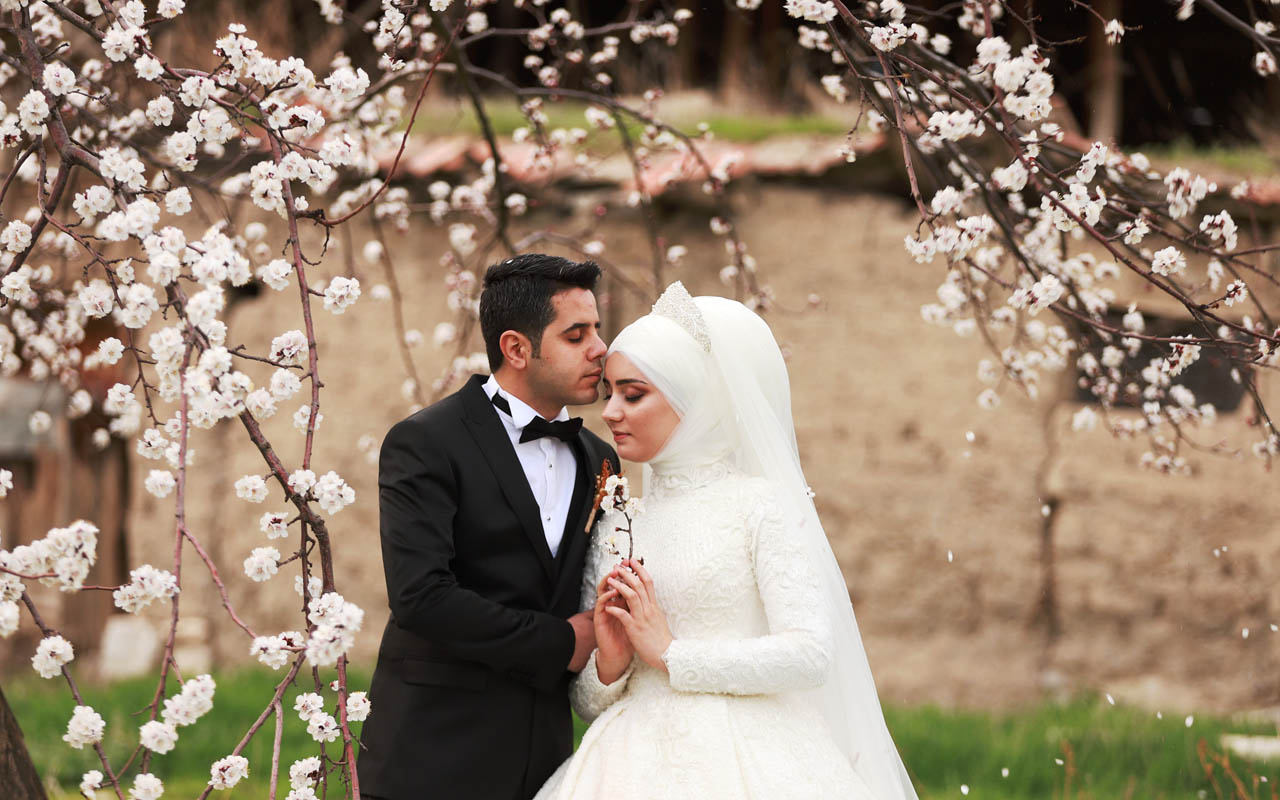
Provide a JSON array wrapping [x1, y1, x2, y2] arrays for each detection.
[[483, 375, 578, 557]]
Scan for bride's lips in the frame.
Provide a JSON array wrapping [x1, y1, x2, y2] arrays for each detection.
[[609, 430, 629, 442]]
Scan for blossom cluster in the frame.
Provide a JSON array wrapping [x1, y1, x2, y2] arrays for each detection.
[[113, 564, 180, 613], [0, 520, 99, 593], [304, 592, 364, 667]]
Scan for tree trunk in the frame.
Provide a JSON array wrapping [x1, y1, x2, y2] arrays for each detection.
[[1087, 0, 1122, 143], [716, 9, 752, 108], [0, 685, 47, 800]]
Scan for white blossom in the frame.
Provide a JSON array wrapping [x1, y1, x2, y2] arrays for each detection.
[[259, 259, 292, 291], [251, 634, 291, 669], [0, 601, 17, 638], [314, 470, 354, 514], [63, 705, 105, 749], [270, 330, 308, 367], [1104, 19, 1125, 44], [129, 773, 164, 800], [1256, 51, 1278, 77], [294, 692, 325, 721], [145, 470, 176, 498], [346, 691, 371, 722], [33, 635, 74, 678], [243, 546, 280, 582], [2, 220, 32, 253], [161, 674, 215, 727], [235, 474, 269, 503], [113, 564, 179, 613], [307, 712, 340, 742], [290, 756, 322, 790], [135, 55, 163, 81], [323, 276, 360, 314], [43, 62, 77, 96], [208, 755, 249, 789], [17, 90, 49, 134], [139, 720, 179, 753], [1223, 280, 1248, 307], [1150, 246, 1187, 277]]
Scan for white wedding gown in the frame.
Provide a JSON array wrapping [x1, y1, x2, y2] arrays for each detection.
[[535, 461, 878, 800]]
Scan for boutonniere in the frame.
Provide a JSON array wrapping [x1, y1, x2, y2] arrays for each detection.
[[587, 460, 644, 565]]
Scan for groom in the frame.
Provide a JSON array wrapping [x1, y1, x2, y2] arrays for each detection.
[[358, 254, 619, 800]]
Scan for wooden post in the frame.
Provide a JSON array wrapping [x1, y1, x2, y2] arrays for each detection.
[[0, 685, 47, 800], [1088, 0, 1122, 144]]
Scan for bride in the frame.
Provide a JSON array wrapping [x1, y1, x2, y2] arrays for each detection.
[[535, 283, 918, 800]]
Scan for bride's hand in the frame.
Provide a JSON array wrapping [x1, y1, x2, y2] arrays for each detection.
[[604, 560, 672, 673], [593, 571, 634, 684]]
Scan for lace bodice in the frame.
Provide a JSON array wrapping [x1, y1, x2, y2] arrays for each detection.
[[570, 461, 834, 718]]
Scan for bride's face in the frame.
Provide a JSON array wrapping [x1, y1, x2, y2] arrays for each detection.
[[601, 353, 680, 463]]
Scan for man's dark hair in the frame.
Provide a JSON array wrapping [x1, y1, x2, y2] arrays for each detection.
[[479, 254, 601, 371]]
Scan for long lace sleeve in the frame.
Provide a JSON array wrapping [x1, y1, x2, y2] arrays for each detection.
[[661, 491, 834, 695], [569, 529, 633, 722]]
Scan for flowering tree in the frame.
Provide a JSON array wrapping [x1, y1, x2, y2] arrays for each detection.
[[0, 0, 1276, 798]]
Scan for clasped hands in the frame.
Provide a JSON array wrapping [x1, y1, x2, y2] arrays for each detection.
[[594, 559, 672, 684]]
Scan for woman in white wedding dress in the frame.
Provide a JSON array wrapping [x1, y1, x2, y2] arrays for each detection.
[[535, 283, 918, 800]]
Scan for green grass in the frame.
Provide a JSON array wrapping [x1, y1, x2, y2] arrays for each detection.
[[1142, 139, 1279, 177], [887, 698, 1279, 799], [7, 670, 1279, 799], [7, 668, 365, 798], [408, 98, 851, 143]]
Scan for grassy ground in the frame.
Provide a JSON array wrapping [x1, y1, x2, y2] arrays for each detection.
[[408, 97, 852, 142], [7, 668, 1279, 799], [1142, 139, 1279, 177]]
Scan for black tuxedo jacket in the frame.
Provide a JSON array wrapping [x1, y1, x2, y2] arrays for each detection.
[[358, 374, 618, 800]]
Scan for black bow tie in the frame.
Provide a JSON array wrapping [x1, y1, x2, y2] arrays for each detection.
[[491, 391, 583, 443]]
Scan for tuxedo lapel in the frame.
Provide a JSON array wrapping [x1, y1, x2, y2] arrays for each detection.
[[551, 433, 601, 607], [459, 376, 556, 582]]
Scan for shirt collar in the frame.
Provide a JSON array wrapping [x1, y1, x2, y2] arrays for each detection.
[[483, 374, 570, 428]]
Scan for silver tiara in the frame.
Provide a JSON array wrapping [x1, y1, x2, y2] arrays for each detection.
[[652, 281, 711, 352]]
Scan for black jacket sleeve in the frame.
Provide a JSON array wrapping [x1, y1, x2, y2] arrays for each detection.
[[377, 419, 574, 693]]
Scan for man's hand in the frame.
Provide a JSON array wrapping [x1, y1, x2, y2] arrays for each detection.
[[567, 609, 596, 673]]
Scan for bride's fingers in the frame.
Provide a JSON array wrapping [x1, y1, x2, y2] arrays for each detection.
[[607, 577, 643, 611], [629, 561, 658, 605], [614, 566, 646, 596], [603, 604, 636, 633], [612, 573, 651, 616]]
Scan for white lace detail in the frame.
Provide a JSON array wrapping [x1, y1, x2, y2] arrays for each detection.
[[539, 470, 874, 800], [647, 459, 735, 496], [661, 485, 833, 695]]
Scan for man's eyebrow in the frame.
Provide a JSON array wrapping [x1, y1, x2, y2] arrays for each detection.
[[561, 321, 601, 334]]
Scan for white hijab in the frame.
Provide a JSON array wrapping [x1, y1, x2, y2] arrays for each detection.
[[608, 283, 918, 800]]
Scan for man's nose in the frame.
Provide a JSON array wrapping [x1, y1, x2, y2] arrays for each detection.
[[586, 332, 607, 361]]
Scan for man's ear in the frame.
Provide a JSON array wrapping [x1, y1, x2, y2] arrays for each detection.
[[499, 330, 531, 370]]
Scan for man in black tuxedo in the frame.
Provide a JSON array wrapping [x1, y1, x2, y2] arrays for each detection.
[[358, 255, 618, 800]]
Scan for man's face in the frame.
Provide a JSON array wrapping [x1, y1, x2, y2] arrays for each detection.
[[527, 288, 607, 408]]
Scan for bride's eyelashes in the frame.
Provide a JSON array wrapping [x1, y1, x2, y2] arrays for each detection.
[[602, 391, 644, 404]]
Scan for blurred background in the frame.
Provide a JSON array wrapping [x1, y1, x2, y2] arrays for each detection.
[[4, 1, 1280, 797]]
